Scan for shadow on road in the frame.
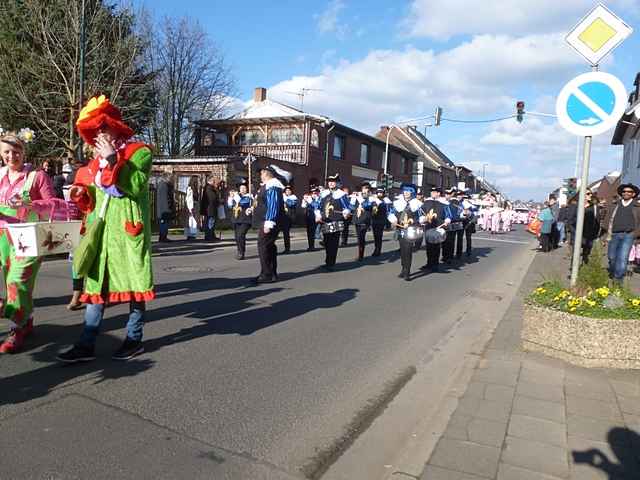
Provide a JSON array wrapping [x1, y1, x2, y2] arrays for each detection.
[[572, 427, 640, 478]]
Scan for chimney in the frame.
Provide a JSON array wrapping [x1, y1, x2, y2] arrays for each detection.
[[254, 87, 267, 103]]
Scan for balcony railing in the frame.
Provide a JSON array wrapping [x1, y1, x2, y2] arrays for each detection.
[[198, 144, 306, 165]]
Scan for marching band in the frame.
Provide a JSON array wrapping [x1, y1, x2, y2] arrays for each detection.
[[225, 166, 486, 283]]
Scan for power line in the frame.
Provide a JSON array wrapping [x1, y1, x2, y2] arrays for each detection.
[[441, 114, 517, 124]]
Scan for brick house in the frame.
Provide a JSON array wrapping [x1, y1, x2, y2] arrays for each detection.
[[185, 87, 418, 194]]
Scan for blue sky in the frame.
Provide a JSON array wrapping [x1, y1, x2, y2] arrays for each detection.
[[136, 0, 640, 200]]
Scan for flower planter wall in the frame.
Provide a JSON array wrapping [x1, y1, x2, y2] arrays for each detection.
[[522, 303, 640, 369]]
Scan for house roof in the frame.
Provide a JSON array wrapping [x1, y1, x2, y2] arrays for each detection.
[[375, 126, 455, 171]]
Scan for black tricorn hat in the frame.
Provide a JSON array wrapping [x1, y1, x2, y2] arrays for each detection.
[[617, 183, 640, 197], [327, 173, 341, 182], [236, 178, 249, 188], [360, 181, 371, 188]]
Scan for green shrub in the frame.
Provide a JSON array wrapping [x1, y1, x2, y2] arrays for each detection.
[[577, 242, 610, 291]]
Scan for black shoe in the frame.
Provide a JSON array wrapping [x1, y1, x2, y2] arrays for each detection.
[[323, 264, 334, 272], [404, 273, 411, 281], [307, 247, 314, 252], [420, 264, 429, 271], [112, 338, 144, 361], [236, 254, 244, 260], [57, 344, 96, 363], [371, 251, 380, 257], [398, 270, 407, 278], [282, 249, 291, 254], [466, 251, 472, 257], [254, 275, 277, 284]]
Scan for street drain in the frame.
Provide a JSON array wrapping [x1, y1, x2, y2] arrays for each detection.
[[467, 290, 504, 301], [164, 266, 215, 273]]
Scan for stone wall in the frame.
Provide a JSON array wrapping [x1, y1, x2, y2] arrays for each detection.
[[522, 303, 640, 369]]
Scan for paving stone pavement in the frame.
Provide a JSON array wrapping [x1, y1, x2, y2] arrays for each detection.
[[421, 247, 640, 480]]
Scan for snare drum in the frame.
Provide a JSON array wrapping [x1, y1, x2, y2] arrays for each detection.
[[399, 226, 424, 242], [425, 227, 446, 244], [321, 221, 345, 234]]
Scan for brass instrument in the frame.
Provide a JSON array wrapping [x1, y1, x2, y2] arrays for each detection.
[[233, 203, 242, 218], [372, 204, 379, 216], [324, 200, 334, 218], [356, 203, 364, 218]]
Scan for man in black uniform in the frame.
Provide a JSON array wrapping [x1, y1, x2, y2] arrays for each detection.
[[253, 165, 287, 284], [341, 186, 352, 247], [351, 182, 373, 261], [316, 174, 351, 270], [370, 187, 390, 257], [281, 185, 298, 254], [227, 179, 254, 260], [421, 187, 450, 272]]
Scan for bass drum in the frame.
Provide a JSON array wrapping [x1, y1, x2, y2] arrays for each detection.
[[321, 221, 345, 234], [425, 227, 446, 244]]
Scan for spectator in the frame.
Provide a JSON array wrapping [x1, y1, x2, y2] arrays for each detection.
[[156, 174, 173, 243], [557, 202, 570, 246], [200, 175, 219, 241], [538, 201, 554, 252], [185, 176, 199, 240], [548, 195, 560, 249], [569, 189, 601, 264], [41, 159, 55, 178], [602, 183, 640, 283]]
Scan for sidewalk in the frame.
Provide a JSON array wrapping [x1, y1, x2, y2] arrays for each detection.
[[421, 247, 640, 480]]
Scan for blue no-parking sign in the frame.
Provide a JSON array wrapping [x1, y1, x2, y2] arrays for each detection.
[[556, 72, 628, 137]]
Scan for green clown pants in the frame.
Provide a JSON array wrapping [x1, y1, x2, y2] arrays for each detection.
[[0, 229, 42, 329]]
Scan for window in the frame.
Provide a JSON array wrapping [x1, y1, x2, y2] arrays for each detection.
[[239, 129, 266, 145], [333, 135, 345, 160], [269, 127, 303, 144], [311, 129, 320, 148], [201, 133, 213, 146], [400, 156, 411, 174], [360, 143, 369, 165], [214, 133, 228, 145]]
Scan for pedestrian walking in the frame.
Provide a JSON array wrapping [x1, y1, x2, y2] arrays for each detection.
[[388, 183, 426, 281], [501, 204, 514, 233], [557, 202, 570, 246], [601, 183, 640, 283], [549, 195, 560, 249], [58, 96, 154, 363], [351, 182, 373, 261], [317, 174, 350, 271], [185, 176, 199, 240], [253, 165, 287, 284], [227, 179, 253, 260], [0, 133, 57, 353], [281, 185, 298, 254], [200, 176, 219, 241]]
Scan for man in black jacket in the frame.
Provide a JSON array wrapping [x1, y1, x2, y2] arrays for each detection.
[[200, 176, 219, 241]]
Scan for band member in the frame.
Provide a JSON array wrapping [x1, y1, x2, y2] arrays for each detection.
[[281, 185, 298, 254], [421, 187, 449, 272], [452, 190, 466, 259], [388, 183, 426, 281], [370, 187, 390, 257], [351, 182, 373, 261], [253, 165, 288, 284], [302, 187, 321, 251], [441, 188, 462, 264], [461, 194, 477, 257], [413, 189, 425, 252], [341, 186, 352, 246], [227, 179, 253, 260], [316, 174, 350, 271]]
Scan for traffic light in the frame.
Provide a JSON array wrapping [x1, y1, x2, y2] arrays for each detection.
[[382, 173, 394, 190], [516, 101, 525, 123], [434, 106, 443, 126]]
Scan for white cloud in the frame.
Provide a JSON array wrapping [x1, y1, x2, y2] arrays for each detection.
[[465, 161, 513, 176], [316, 0, 348, 38], [403, 0, 639, 40], [267, 33, 582, 132]]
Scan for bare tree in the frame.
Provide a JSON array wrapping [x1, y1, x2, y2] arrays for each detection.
[[143, 17, 236, 156], [0, 0, 152, 157]]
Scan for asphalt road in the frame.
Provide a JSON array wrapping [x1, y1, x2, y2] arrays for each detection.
[[0, 226, 536, 480]]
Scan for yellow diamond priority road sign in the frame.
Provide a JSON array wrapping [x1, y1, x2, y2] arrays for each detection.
[[566, 3, 632, 66]]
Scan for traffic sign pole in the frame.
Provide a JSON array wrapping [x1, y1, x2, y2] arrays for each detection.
[[570, 135, 593, 287], [570, 65, 599, 287]]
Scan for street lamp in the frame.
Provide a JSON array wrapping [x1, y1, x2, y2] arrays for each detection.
[[482, 163, 488, 185], [384, 124, 402, 175]]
